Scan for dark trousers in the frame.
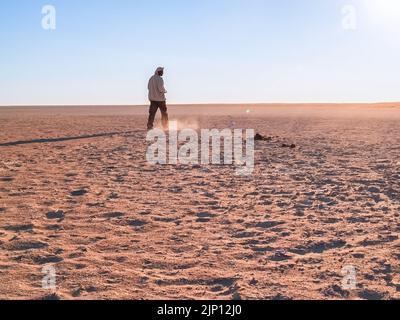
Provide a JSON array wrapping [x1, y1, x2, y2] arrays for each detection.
[[147, 101, 169, 130]]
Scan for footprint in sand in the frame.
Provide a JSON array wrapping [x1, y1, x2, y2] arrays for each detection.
[[153, 216, 179, 224], [103, 212, 125, 219], [108, 192, 119, 200], [358, 289, 387, 300], [65, 172, 78, 178], [128, 219, 149, 227], [46, 225, 63, 231], [71, 286, 98, 298], [169, 187, 183, 193], [359, 235, 398, 247], [321, 285, 350, 299], [289, 239, 347, 255], [70, 189, 88, 197], [40, 293, 61, 300], [74, 264, 87, 270], [346, 216, 370, 224], [269, 251, 292, 262], [32, 255, 63, 265], [254, 221, 285, 229], [5, 241, 48, 251], [4, 224, 34, 233], [232, 231, 259, 239], [46, 211, 65, 221], [196, 212, 216, 223]]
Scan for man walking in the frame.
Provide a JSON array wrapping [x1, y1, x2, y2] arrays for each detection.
[[147, 67, 169, 131]]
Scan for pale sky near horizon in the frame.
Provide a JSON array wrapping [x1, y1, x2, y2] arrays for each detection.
[[1, 0, 400, 106]]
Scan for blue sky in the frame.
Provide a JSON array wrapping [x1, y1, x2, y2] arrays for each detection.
[[0, 0, 399, 105]]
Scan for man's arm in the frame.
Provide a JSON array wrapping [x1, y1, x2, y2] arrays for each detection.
[[157, 77, 167, 94]]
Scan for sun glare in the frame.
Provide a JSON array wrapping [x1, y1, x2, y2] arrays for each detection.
[[364, 0, 400, 27]]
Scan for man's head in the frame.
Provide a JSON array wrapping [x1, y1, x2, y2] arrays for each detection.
[[156, 67, 164, 76]]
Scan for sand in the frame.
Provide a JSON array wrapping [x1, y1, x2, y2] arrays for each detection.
[[0, 104, 399, 300]]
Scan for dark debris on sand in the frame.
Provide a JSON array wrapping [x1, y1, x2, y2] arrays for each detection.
[[254, 133, 272, 141], [255, 133, 296, 149]]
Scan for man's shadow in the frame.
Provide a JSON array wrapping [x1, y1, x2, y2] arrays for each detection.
[[0, 130, 142, 147]]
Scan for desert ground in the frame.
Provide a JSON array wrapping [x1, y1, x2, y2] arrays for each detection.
[[0, 104, 399, 300]]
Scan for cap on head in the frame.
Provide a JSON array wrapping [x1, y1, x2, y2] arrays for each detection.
[[156, 67, 164, 74]]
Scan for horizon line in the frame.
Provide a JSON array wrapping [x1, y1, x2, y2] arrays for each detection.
[[1, 101, 400, 108]]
